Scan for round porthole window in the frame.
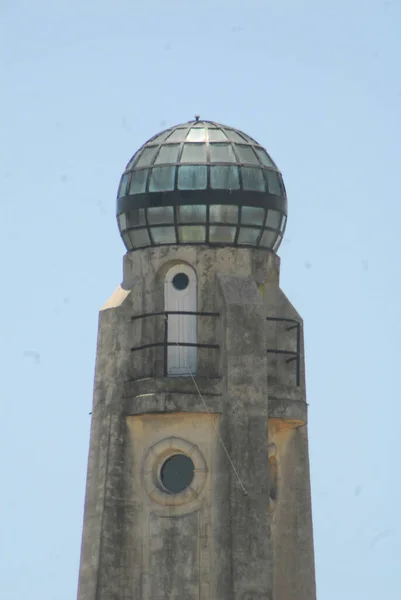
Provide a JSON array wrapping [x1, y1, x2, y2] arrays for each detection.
[[172, 272, 189, 290], [143, 437, 207, 506], [160, 453, 195, 494]]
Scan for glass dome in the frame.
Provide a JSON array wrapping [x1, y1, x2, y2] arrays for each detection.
[[117, 119, 287, 252]]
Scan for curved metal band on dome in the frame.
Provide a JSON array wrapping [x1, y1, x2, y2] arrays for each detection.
[[117, 189, 288, 216]]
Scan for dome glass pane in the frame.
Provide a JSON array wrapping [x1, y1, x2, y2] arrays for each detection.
[[180, 143, 207, 163], [135, 146, 159, 168], [126, 151, 141, 170], [260, 229, 277, 248], [148, 166, 176, 192], [241, 206, 265, 225], [209, 225, 236, 243], [210, 166, 240, 189], [177, 165, 207, 190], [186, 127, 207, 141], [118, 213, 127, 230], [154, 144, 180, 164], [241, 167, 266, 191], [238, 228, 261, 245], [238, 132, 257, 143], [130, 228, 151, 247], [265, 170, 282, 195], [235, 145, 259, 165], [127, 208, 146, 227], [266, 209, 282, 229], [129, 170, 149, 194], [273, 235, 282, 251], [118, 173, 130, 197], [150, 227, 177, 244], [254, 147, 275, 167], [209, 144, 236, 163], [210, 205, 238, 223], [166, 128, 187, 142], [178, 205, 207, 223], [122, 231, 133, 250], [179, 226, 206, 242], [208, 128, 228, 142], [149, 129, 172, 144], [225, 129, 247, 143], [147, 206, 174, 225]]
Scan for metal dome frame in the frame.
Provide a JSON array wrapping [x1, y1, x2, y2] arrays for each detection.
[[116, 120, 287, 252]]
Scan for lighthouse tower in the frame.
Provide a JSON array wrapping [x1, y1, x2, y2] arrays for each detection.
[[77, 119, 316, 600]]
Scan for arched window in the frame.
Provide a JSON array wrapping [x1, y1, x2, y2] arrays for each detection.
[[164, 264, 197, 376]]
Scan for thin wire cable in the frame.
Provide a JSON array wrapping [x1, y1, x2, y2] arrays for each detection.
[[186, 365, 248, 496], [167, 306, 248, 495]]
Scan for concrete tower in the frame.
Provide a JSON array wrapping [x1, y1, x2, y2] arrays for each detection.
[[77, 119, 316, 600]]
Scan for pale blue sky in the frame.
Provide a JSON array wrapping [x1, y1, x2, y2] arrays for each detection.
[[1, 1, 400, 598]]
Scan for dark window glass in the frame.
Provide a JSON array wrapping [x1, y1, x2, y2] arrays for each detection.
[[122, 231, 134, 250], [150, 227, 177, 244], [266, 209, 281, 229], [166, 128, 187, 142], [160, 454, 194, 494], [129, 169, 149, 194], [210, 166, 240, 189], [135, 146, 159, 168], [117, 213, 127, 230], [207, 128, 228, 142], [179, 226, 206, 242], [147, 206, 174, 224], [178, 205, 207, 223], [172, 273, 189, 290], [126, 208, 146, 227], [148, 166, 175, 192], [241, 206, 265, 225], [154, 144, 180, 164], [177, 165, 207, 190], [209, 144, 236, 163], [265, 170, 282, 195], [279, 174, 287, 196], [130, 228, 151, 248], [241, 167, 266, 191], [273, 235, 282, 252], [260, 229, 277, 248], [235, 145, 259, 165], [238, 227, 261, 245], [254, 147, 275, 167], [186, 127, 206, 141], [180, 144, 207, 163], [118, 173, 130, 197], [209, 225, 236, 243], [210, 205, 238, 223]]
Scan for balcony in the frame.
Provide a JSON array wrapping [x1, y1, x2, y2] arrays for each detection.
[[130, 310, 221, 380], [128, 312, 302, 388]]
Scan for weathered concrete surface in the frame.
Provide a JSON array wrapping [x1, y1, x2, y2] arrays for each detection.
[[268, 420, 316, 600], [77, 246, 316, 600], [217, 273, 271, 599]]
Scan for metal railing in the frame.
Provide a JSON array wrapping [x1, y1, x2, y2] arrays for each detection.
[[131, 311, 220, 377], [266, 317, 301, 386]]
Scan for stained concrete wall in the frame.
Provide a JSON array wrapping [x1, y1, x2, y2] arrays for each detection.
[[77, 246, 316, 600]]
